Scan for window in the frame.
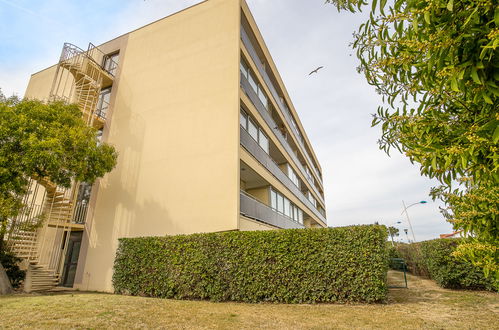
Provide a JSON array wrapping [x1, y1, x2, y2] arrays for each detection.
[[241, 109, 270, 155], [258, 129, 269, 153], [270, 188, 304, 223], [284, 198, 291, 217], [270, 189, 277, 210], [287, 164, 300, 188], [277, 194, 284, 214], [103, 52, 119, 76], [96, 88, 111, 119], [248, 117, 258, 141], [240, 59, 269, 110], [240, 61, 249, 79], [240, 110, 247, 129], [258, 88, 268, 108], [248, 72, 258, 94], [307, 191, 317, 208]]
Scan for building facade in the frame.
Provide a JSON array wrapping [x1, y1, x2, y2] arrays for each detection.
[[7, 0, 327, 292]]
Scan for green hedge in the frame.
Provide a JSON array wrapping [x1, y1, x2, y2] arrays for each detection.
[[113, 225, 388, 303], [396, 239, 496, 291], [395, 243, 430, 277]]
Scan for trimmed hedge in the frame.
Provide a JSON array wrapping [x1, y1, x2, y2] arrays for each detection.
[[395, 239, 496, 291], [113, 225, 388, 303]]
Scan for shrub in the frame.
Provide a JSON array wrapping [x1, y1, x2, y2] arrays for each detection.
[[113, 225, 388, 303], [0, 249, 25, 288], [395, 239, 496, 291], [395, 243, 430, 277], [420, 239, 496, 291]]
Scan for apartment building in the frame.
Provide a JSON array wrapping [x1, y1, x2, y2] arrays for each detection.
[[7, 0, 327, 293]]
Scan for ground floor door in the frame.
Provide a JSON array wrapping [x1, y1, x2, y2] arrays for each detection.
[[61, 231, 83, 287]]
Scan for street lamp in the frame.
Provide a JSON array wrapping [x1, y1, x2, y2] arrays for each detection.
[[401, 200, 427, 243]]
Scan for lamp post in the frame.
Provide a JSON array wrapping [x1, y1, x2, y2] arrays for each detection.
[[401, 200, 427, 243]]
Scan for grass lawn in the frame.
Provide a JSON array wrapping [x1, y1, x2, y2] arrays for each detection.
[[0, 271, 497, 329]]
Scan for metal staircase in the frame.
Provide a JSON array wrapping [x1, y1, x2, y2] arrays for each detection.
[[6, 42, 117, 292]]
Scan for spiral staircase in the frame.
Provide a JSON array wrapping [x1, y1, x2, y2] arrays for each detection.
[[6, 42, 117, 292]]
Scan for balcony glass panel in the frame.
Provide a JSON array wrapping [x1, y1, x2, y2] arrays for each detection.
[[240, 191, 304, 229]]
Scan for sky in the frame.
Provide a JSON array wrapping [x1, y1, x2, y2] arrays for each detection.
[[0, 0, 454, 241]]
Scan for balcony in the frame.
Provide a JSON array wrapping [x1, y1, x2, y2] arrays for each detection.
[[240, 191, 304, 229], [240, 127, 327, 224], [240, 73, 325, 207], [240, 27, 323, 184]]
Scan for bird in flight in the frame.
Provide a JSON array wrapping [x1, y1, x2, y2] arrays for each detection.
[[309, 66, 324, 75]]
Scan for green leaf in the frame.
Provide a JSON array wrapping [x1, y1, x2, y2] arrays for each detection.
[[424, 11, 431, 25], [493, 125, 499, 144], [471, 67, 481, 84], [450, 78, 459, 92], [412, 17, 418, 32], [482, 91, 493, 104], [380, 0, 387, 13], [447, 0, 453, 11]]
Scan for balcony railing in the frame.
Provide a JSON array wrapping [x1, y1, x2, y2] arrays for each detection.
[[240, 191, 304, 229], [241, 73, 325, 207], [72, 201, 89, 224], [241, 27, 323, 184], [240, 127, 327, 224]]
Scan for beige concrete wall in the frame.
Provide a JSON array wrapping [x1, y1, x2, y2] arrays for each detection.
[[24, 66, 57, 101], [239, 216, 276, 231], [77, 0, 241, 292], [246, 187, 269, 205]]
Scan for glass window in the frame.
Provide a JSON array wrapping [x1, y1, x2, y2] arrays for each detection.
[[103, 53, 119, 76], [277, 194, 284, 214], [248, 118, 258, 141], [96, 88, 111, 119], [240, 61, 248, 78], [284, 199, 291, 217], [287, 164, 299, 188], [248, 72, 258, 94], [258, 87, 268, 108], [270, 189, 277, 210], [298, 209, 303, 224], [307, 192, 317, 207], [258, 129, 269, 153], [294, 206, 300, 222], [240, 110, 247, 129]]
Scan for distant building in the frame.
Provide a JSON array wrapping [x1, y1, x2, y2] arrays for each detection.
[[7, 0, 327, 293]]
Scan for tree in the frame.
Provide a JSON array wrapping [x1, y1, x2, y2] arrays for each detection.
[[326, 0, 498, 280], [0, 89, 118, 292]]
